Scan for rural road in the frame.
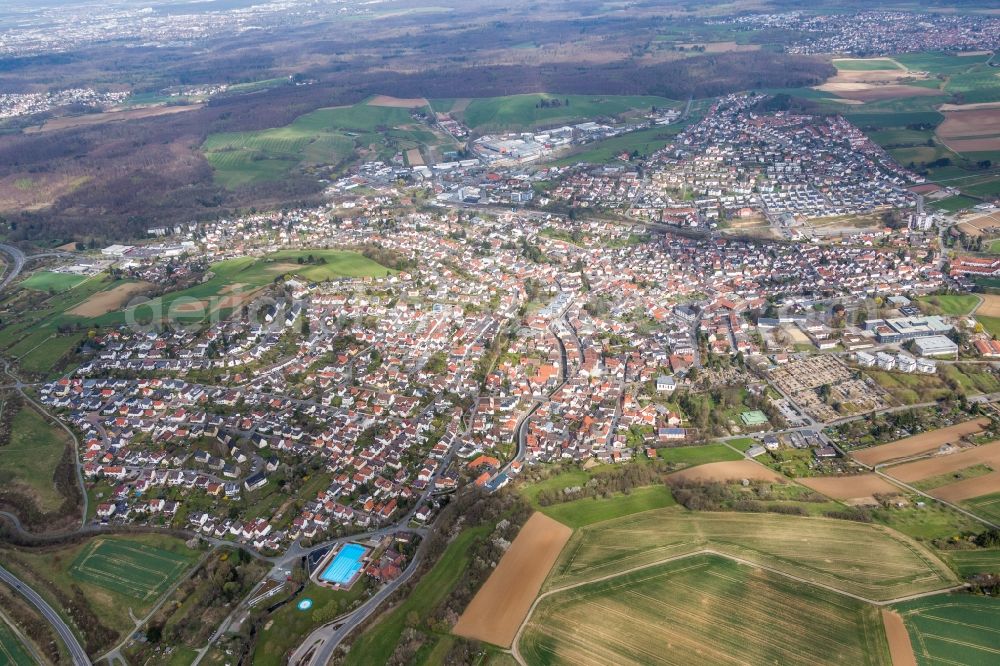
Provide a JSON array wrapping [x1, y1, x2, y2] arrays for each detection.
[[0, 243, 26, 292], [0, 563, 92, 665]]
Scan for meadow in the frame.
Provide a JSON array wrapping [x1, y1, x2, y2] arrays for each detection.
[[520, 554, 891, 666], [539, 485, 675, 529], [452, 94, 677, 130], [894, 594, 1000, 666], [202, 100, 448, 188], [547, 508, 956, 600], [551, 125, 683, 166], [916, 294, 980, 316], [0, 402, 72, 512]]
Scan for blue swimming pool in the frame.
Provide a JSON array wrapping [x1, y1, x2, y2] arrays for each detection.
[[319, 543, 367, 585]]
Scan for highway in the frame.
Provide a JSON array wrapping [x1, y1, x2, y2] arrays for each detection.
[[0, 563, 91, 665], [0, 243, 26, 292]]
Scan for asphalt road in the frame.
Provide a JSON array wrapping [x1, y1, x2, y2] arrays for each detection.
[[0, 563, 92, 665], [0, 243, 26, 292]]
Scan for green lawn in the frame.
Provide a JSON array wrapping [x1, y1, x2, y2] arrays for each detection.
[[343, 524, 490, 666], [929, 194, 979, 212], [457, 94, 677, 130], [19, 271, 85, 294], [540, 485, 676, 529], [656, 443, 743, 466], [916, 294, 980, 316], [894, 594, 1000, 666], [522, 553, 891, 666], [0, 402, 71, 511], [252, 580, 370, 666]]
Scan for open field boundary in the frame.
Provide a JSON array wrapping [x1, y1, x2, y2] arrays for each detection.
[[511, 548, 966, 665]]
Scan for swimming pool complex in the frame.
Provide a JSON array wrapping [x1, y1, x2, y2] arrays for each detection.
[[318, 543, 367, 585]]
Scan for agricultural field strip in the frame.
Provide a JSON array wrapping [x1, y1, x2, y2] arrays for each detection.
[[895, 598, 1000, 663], [882, 440, 1000, 483], [70, 540, 192, 601], [548, 512, 956, 600], [515, 550, 932, 666]]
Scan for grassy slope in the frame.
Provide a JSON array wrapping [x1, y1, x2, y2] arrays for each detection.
[[0, 402, 71, 511], [657, 443, 742, 466], [19, 271, 85, 294], [540, 485, 676, 529], [343, 524, 490, 666], [203, 102, 433, 188], [547, 508, 956, 600], [522, 553, 891, 666]]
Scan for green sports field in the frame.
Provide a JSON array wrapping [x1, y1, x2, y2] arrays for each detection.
[[0, 620, 34, 666], [916, 294, 980, 316], [19, 271, 85, 294], [453, 94, 678, 130], [70, 538, 195, 601], [547, 508, 956, 600], [521, 553, 891, 666], [894, 594, 1000, 666]]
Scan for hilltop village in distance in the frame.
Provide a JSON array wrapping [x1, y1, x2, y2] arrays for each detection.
[[0, 2, 999, 666]]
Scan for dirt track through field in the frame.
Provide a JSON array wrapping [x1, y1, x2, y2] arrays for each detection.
[[453, 512, 571, 647], [800, 474, 900, 501], [853, 419, 990, 467], [883, 440, 1000, 482], [667, 459, 785, 483], [25, 104, 202, 133], [881, 609, 917, 666]]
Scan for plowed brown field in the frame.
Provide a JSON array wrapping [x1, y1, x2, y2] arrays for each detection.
[[852, 419, 990, 467], [800, 474, 900, 501], [453, 512, 572, 647]]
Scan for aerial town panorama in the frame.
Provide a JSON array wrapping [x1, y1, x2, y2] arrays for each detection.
[[0, 1, 999, 665]]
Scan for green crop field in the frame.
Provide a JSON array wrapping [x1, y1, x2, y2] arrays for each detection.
[[547, 508, 956, 600], [521, 554, 891, 666], [70, 538, 195, 601], [0, 620, 34, 666], [19, 271, 85, 294], [962, 492, 1000, 525], [540, 485, 675, 529], [455, 94, 677, 130], [940, 549, 1000, 577], [894, 594, 1000, 666], [657, 443, 742, 466], [202, 100, 445, 188], [834, 58, 903, 71], [0, 402, 71, 512]]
